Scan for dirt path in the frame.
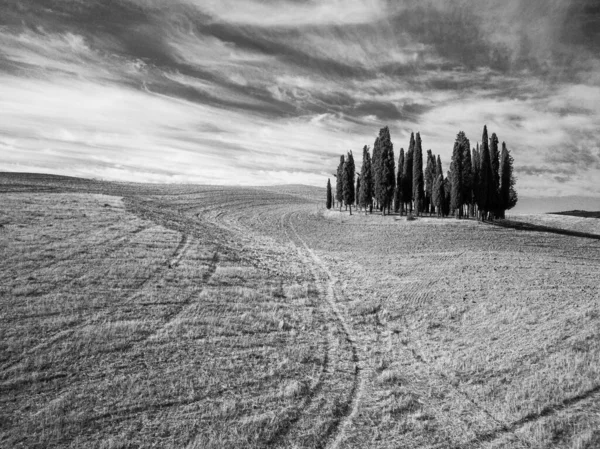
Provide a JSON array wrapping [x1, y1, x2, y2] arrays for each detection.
[[284, 212, 366, 449]]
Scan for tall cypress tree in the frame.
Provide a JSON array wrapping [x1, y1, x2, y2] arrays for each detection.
[[359, 145, 373, 214], [356, 175, 361, 211], [394, 148, 405, 214], [343, 151, 355, 214], [499, 142, 518, 218], [478, 126, 495, 220], [471, 145, 480, 218], [387, 146, 396, 214], [442, 176, 451, 217], [326, 178, 332, 209], [336, 155, 344, 211], [402, 133, 415, 213], [490, 133, 500, 192], [489, 132, 501, 216], [436, 154, 443, 182], [432, 174, 444, 217], [372, 137, 382, 209], [461, 135, 472, 218], [376, 127, 395, 215], [450, 133, 464, 218], [424, 150, 435, 215], [412, 132, 424, 216]]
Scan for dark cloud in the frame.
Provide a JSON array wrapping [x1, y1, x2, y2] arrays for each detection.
[[546, 146, 600, 170], [519, 165, 576, 176], [554, 175, 570, 184]]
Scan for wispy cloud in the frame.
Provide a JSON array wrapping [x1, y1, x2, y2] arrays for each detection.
[[0, 0, 599, 197]]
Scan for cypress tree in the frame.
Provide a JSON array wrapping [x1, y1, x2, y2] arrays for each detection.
[[372, 137, 382, 209], [387, 147, 396, 214], [432, 174, 444, 217], [478, 126, 495, 220], [336, 155, 344, 211], [490, 133, 500, 192], [489, 132, 501, 217], [412, 132, 424, 216], [356, 175, 361, 211], [436, 154, 443, 182], [499, 142, 518, 218], [442, 176, 451, 217], [343, 151, 355, 215], [402, 133, 414, 213], [359, 145, 373, 214], [471, 145, 480, 217], [424, 150, 435, 215], [450, 133, 464, 218], [376, 127, 395, 215], [394, 148, 405, 214], [461, 135, 472, 218], [326, 178, 332, 209]]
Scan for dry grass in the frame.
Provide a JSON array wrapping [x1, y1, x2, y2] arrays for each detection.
[[1, 173, 599, 448]]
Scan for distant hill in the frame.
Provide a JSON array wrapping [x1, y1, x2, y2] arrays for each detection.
[[511, 196, 600, 214], [549, 210, 600, 218]]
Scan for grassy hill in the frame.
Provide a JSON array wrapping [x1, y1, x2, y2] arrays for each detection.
[[1, 173, 599, 448]]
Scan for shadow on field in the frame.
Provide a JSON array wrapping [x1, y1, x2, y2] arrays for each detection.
[[490, 219, 600, 240]]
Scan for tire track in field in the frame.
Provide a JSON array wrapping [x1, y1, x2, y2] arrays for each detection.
[[0, 224, 148, 285], [25, 247, 220, 430], [452, 385, 600, 449], [7, 225, 162, 302], [146, 247, 219, 342], [0, 231, 190, 376], [285, 212, 365, 449], [262, 212, 334, 448]]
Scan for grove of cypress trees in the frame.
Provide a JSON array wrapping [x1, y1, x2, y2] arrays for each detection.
[[499, 142, 518, 218], [359, 145, 373, 214], [424, 150, 435, 215], [402, 133, 415, 213], [343, 151, 355, 214], [326, 178, 332, 209], [336, 155, 344, 211], [394, 148, 405, 214], [412, 132, 424, 216]]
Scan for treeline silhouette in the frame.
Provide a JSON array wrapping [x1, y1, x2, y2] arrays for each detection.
[[326, 125, 517, 221]]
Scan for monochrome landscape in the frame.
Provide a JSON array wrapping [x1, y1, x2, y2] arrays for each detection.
[[1, 1, 600, 448]]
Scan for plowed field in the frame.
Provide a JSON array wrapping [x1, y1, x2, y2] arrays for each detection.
[[1, 173, 599, 449]]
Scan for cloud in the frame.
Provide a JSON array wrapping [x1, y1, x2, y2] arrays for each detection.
[[0, 0, 600, 197]]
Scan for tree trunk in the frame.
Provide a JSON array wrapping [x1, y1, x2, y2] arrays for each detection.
[[349, 204, 352, 215]]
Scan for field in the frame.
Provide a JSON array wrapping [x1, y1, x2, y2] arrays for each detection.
[[1, 173, 600, 448]]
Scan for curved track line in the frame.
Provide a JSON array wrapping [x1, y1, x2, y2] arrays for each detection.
[[262, 213, 333, 448], [286, 212, 365, 449], [0, 232, 190, 375]]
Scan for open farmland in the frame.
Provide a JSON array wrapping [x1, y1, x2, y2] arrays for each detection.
[[1, 174, 600, 448]]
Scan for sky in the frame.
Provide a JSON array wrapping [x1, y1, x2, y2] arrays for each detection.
[[1, 0, 600, 198]]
